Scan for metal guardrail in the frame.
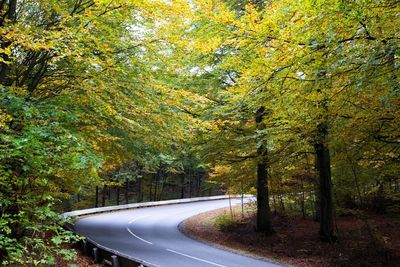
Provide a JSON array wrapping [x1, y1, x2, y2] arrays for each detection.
[[62, 195, 245, 218], [63, 195, 251, 267]]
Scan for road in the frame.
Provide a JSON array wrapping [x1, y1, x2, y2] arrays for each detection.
[[74, 198, 282, 267]]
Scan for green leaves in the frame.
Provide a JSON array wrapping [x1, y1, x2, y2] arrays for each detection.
[[0, 0, 399, 263], [0, 87, 97, 264]]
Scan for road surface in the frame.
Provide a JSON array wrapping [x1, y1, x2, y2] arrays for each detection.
[[74, 198, 282, 267]]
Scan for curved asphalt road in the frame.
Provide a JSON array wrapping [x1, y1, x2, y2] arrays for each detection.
[[74, 199, 281, 267]]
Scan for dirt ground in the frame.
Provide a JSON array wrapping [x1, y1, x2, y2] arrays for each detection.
[[181, 207, 400, 267]]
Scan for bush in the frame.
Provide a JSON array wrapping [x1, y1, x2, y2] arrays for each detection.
[[215, 212, 245, 232]]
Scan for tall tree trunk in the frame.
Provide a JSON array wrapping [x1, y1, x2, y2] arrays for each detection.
[[153, 172, 158, 201], [257, 159, 273, 233], [116, 186, 120, 205], [125, 179, 129, 204], [277, 178, 285, 214], [137, 178, 143, 202], [314, 123, 336, 242], [196, 171, 202, 197], [0, 0, 17, 84], [102, 184, 107, 207], [95, 186, 99, 208], [228, 194, 233, 218], [188, 169, 192, 198], [299, 176, 306, 219], [180, 172, 185, 199], [255, 106, 273, 234], [149, 175, 153, 201], [7, 0, 16, 21], [156, 166, 165, 201], [313, 151, 321, 221]]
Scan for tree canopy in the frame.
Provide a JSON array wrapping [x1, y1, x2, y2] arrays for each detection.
[[0, 0, 399, 265]]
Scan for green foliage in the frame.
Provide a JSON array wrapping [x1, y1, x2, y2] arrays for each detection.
[[0, 0, 208, 263], [1, 0, 399, 263], [215, 211, 244, 232], [0, 87, 91, 264], [153, 0, 400, 217]]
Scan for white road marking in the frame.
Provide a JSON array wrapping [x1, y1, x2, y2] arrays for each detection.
[[126, 215, 153, 245], [166, 248, 227, 267], [126, 227, 153, 245]]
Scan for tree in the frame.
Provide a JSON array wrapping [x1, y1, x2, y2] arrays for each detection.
[[153, 0, 399, 241]]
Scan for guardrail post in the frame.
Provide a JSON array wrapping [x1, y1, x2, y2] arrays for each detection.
[[111, 255, 120, 267], [93, 247, 101, 263], [82, 239, 89, 255]]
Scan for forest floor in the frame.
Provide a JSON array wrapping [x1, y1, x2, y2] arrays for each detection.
[[181, 206, 400, 267], [56, 245, 102, 267]]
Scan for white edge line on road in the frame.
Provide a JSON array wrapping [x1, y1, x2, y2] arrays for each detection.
[[166, 248, 227, 267], [126, 227, 153, 245]]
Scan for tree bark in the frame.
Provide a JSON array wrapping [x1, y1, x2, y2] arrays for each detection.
[[95, 186, 99, 208], [153, 172, 158, 201], [137, 177, 143, 202], [255, 106, 273, 234], [102, 184, 107, 207], [0, 0, 17, 84], [188, 169, 192, 198], [180, 172, 185, 199], [125, 179, 129, 204], [116, 186, 120, 205], [314, 123, 336, 242], [256, 157, 273, 233]]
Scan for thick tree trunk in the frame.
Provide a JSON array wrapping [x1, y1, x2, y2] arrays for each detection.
[[255, 106, 273, 234], [314, 124, 336, 242], [256, 161, 273, 233], [7, 0, 16, 21]]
